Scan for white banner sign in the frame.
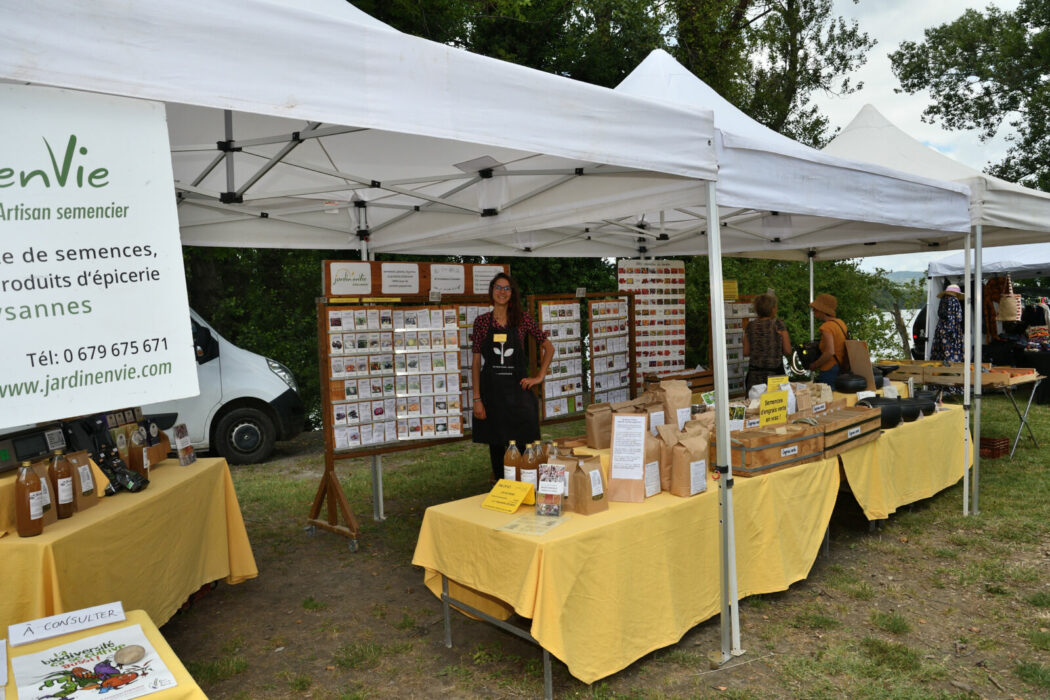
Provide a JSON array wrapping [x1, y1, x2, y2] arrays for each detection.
[[0, 85, 197, 429]]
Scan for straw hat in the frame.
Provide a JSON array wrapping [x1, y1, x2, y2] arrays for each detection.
[[938, 284, 965, 299], [809, 293, 838, 316]]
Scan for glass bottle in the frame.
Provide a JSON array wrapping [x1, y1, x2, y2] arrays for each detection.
[[519, 442, 539, 488], [49, 449, 75, 519], [502, 440, 521, 482], [16, 460, 44, 537]]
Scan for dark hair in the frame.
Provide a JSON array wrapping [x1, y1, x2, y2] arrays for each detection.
[[753, 293, 777, 319], [489, 272, 523, 328]]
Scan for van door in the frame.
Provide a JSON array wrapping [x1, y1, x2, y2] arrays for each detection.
[[145, 318, 223, 445]]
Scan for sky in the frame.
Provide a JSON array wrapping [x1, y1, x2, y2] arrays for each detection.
[[811, 0, 1022, 273]]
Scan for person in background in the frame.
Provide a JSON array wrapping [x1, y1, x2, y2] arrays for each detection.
[[931, 283, 965, 363], [809, 293, 849, 385], [743, 292, 792, 392], [471, 272, 554, 482]]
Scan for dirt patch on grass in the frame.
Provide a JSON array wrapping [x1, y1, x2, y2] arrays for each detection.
[[163, 402, 1050, 698]]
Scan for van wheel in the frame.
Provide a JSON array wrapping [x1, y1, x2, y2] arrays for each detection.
[[215, 407, 275, 465]]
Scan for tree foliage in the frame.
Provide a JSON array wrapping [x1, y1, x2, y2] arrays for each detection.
[[890, 0, 1050, 191], [671, 0, 875, 146]]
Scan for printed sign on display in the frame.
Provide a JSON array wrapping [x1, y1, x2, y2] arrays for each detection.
[[0, 85, 197, 430]]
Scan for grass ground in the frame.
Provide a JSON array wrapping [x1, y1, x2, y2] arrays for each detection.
[[163, 393, 1050, 698]]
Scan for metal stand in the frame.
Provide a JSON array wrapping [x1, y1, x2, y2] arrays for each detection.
[[371, 454, 386, 521], [441, 576, 554, 700], [1004, 378, 1042, 457]]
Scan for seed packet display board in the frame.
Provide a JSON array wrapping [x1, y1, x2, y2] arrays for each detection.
[[539, 301, 584, 418], [618, 259, 687, 386], [327, 305, 463, 448], [589, 298, 631, 404], [457, 303, 493, 432]]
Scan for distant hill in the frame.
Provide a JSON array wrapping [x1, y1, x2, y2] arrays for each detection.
[[885, 270, 925, 284]]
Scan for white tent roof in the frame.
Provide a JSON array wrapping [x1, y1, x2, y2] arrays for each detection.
[[0, 0, 717, 253], [824, 104, 1050, 250], [929, 243, 1050, 279], [383, 50, 971, 260]]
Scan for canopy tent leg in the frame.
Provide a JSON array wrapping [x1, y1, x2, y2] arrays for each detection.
[[963, 229, 971, 515], [808, 251, 815, 341], [973, 223, 983, 514], [706, 180, 743, 659]]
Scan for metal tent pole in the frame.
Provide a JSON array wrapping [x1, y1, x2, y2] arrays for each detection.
[[808, 251, 815, 340], [973, 223, 983, 514], [706, 180, 742, 659], [963, 230, 972, 515]]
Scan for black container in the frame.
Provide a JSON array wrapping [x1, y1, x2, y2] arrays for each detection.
[[857, 396, 903, 429], [835, 373, 868, 393]]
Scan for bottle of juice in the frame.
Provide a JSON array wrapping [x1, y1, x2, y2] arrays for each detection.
[[49, 449, 75, 519], [519, 442, 539, 488], [16, 461, 44, 537], [35, 461, 53, 516], [502, 440, 521, 481]]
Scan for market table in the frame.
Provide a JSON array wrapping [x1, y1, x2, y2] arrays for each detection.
[[838, 404, 970, 521], [3, 609, 205, 699], [412, 455, 839, 684], [0, 458, 257, 631], [1014, 349, 1050, 405]]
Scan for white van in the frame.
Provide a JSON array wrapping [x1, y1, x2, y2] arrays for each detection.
[[142, 310, 305, 464]]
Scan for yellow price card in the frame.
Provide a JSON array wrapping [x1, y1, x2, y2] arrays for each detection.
[[481, 479, 535, 513], [723, 279, 739, 301], [766, 375, 789, 391], [759, 390, 789, 426]]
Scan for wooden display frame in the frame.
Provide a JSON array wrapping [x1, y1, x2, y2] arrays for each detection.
[[310, 263, 507, 544], [526, 291, 637, 424]]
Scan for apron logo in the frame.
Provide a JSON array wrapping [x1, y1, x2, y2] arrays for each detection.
[[494, 343, 514, 365]]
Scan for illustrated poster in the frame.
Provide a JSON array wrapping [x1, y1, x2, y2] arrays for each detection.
[[11, 624, 176, 699], [617, 259, 686, 386]]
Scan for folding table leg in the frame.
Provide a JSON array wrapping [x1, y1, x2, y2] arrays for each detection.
[[543, 649, 553, 700], [442, 576, 452, 649], [1007, 381, 1041, 457]]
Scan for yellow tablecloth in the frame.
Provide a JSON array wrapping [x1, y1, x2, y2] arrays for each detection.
[[832, 380, 910, 407], [0, 458, 257, 630], [3, 609, 205, 699], [839, 404, 970, 520], [413, 456, 839, 683]]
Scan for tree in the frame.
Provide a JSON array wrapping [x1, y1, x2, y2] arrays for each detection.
[[671, 0, 875, 146], [890, 0, 1050, 191]]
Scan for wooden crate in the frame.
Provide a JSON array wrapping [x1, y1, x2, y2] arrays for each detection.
[[924, 362, 1014, 387], [808, 406, 882, 458], [885, 360, 928, 382], [979, 437, 1009, 459], [719, 423, 824, 477]]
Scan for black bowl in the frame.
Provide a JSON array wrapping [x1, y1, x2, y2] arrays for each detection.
[[873, 363, 900, 376], [835, 373, 868, 393], [857, 397, 900, 429]]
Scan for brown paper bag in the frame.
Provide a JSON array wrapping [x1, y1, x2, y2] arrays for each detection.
[[67, 450, 99, 512], [31, 460, 59, 526], [567, 455, 608, 514], [654, 423, 680, 492], [659, 379, 692, 430], [683, 412, 714, 436], [585, 402, 613, 449], [671, 433, 709, 497], [643, 433, 662, 498], [793, 383, 813, 414]]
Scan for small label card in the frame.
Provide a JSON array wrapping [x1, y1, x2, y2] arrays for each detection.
[[8, 602, 126, 647]]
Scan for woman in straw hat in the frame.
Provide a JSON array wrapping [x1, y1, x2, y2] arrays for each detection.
[[809, 293, 849, 385], [931, 283, 965, 363]]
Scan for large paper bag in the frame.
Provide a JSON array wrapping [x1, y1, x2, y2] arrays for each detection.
[[671, 433, 709, 498], [654, 423, 680, 492], [585, 402, 613, 449], [659, 379, 693, 430], [567, 455, 608, 515]]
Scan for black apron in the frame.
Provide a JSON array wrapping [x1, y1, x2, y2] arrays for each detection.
[[471, 318, 540, 447]]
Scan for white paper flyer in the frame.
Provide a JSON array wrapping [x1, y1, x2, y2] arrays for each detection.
[[12, 624, 176, 699]]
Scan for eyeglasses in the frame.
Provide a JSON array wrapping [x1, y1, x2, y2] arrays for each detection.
[[493, 284, 512, 292]]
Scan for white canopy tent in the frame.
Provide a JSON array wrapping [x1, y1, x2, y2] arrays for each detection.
[[0, 3, 974, 672], [825, 104, 1050, 517]]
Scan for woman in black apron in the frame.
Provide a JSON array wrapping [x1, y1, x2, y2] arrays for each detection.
[[471, 273, 554, 481]]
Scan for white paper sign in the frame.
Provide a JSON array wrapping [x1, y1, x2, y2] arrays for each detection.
[[8, 602, 125, 647], [0, 638, 6, 687], [676, 406, 691, 430], [588, 468, 604, 497], [0, 85, 197, 430], [472, 265, 503, 294], [644, 460, 660, 497], [381, 263, 420, 294], [649, 410, 664, 436], [690, 459, 707, 495], [611, 414, 646, 480], [430, 264, 465, 294], [329, 262, 372, 295]]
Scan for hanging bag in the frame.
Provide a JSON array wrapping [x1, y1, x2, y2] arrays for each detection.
[[997, 274, 1022, 322]]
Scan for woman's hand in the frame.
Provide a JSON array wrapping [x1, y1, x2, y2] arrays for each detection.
[[473, 399, 486, 420], [520, 375, 543, 390]]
